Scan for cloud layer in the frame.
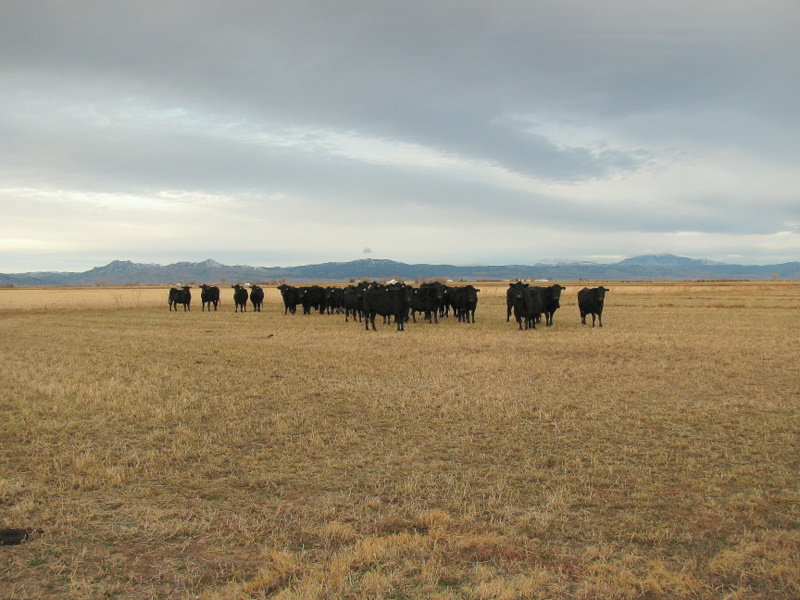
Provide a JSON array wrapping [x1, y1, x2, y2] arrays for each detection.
[[1, 1, 798, 271]]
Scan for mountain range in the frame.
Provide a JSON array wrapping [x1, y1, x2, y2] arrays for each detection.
[[1, 255, 798, 286]]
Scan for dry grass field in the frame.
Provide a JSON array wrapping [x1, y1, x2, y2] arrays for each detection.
[[1, 281, 799, 599]]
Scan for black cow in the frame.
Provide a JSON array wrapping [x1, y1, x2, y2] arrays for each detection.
[[578, 286, 610, 327], [506, 281, 529, 321], [409, 282, 445, 324], [508, 283, 528, 330], [362, 283, 410, 331], [299, 285, 326, 315], [325, 286, 345, 315], [250, 284, 265, 312], [277, 284, 301, 315], [343, 283, 367, 322], [168, 286, 191, 311], [537, 284, 566, 327], [199, 284, 220, 311], [513, 285, 545, 330], [451, 285, 480, 323], [439, 285, 453, 318], [232, 284, 248, 312]]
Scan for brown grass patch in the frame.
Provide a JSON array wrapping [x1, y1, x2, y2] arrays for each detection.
[[1, 282, 799, 598]]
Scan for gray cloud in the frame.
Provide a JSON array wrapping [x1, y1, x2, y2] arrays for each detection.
[[1, 0, 798, 270]]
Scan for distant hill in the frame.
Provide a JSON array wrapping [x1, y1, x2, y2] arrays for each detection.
[[1, 255, 798, 286], [616, 254, 728, 268]]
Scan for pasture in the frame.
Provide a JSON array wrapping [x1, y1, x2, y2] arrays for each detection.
[[1, 281, 799, 599]]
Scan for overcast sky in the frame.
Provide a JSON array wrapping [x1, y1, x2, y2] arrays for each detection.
[[2, 1, 798, 272]]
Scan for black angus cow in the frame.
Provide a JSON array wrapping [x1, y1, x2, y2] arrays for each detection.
[[362, 283, 410, 331], [299, 285, 326, 315], [168, 286, 191, 311], [249, 284, 265, 312], [451, 285, 480, 323], [512, 285, 545, 330], [409, 282, 445, 324], [536, 284, 566, 327], [578, 286, 610, 327], [506, 281, 529, 321], [343, 283, 367, 322], [507, 283, 528, 330], [325, 286, 345, 315], [232, 284, 249, 312], [199, 284, 220, 311], [439, 285, 453, 318], [277, 284, 301, 314]]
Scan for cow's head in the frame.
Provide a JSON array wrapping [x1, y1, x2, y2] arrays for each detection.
[[510, 284, 526, 303], [550, 284, 565, 306]]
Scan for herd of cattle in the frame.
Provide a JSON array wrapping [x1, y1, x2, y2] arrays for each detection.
[[167, 282, 609, 329]]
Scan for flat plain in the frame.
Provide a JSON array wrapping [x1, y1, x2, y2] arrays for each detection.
[[1, 281, 798, 599]]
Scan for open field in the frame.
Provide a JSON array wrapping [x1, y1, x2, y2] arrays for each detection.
[[1, 282, 799, 599]]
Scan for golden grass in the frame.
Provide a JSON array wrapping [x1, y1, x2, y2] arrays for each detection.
[[1, 282, 799, 599]]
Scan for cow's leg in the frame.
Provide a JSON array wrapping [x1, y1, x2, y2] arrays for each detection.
[[597, 313, 603, 327]]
